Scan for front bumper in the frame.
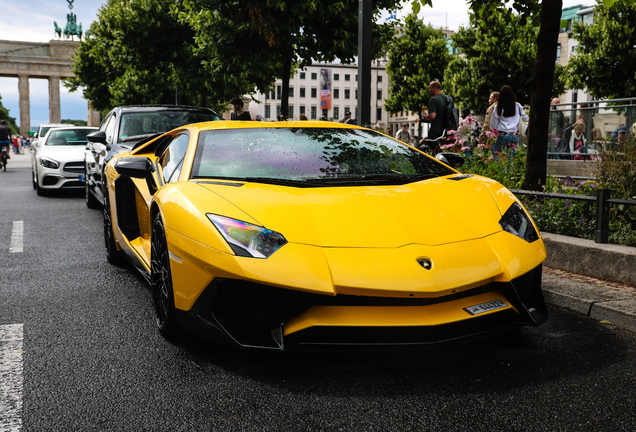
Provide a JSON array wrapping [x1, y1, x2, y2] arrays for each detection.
[[176, 264, 547, 350]]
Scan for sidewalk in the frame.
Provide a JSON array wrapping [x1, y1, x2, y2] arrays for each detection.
[[6, 149, 636, 332], [541, 232, 636, 333]]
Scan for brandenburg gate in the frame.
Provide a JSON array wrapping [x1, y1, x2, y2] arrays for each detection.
[[0, 39, 100, 136]]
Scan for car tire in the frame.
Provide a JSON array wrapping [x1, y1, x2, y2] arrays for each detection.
[[85, 170, 100, 209], [35, 171, 46, 196], [151, 213, 179, 337], [103, 188, 121, 265]]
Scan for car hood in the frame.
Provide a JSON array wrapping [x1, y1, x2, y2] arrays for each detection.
[[199, 175, 507, 248], [38, 145, 85, 162]]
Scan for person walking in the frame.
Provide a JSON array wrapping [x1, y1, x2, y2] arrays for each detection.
[[488, 86, 528, 153], [395, 123, 411, 144], [478, 91, 499, 143], [230, 97, 251, 120], [419, 80, 450, 153]]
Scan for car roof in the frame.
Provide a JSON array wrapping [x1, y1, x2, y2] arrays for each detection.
[[113, 105, 217, 113]]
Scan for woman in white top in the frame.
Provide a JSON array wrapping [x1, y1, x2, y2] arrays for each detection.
[[489, 85, 528, 153]]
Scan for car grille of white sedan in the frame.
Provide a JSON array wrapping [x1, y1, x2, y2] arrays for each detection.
[[63, 162, 85, 175]]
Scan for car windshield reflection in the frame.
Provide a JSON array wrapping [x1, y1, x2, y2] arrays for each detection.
[[46, 128, 96, 146], [191, 128, 454, 185]]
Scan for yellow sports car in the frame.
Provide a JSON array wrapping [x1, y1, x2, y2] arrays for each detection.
[[103, 121, 547, 349]]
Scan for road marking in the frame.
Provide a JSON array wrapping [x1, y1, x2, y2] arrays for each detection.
[[9, 221, 23, 253], [0, 323, 24, 432]]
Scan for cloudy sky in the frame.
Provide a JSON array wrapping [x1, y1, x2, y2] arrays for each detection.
[[0, 0, 588, 130]]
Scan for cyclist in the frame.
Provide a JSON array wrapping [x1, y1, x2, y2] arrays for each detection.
[[0, 120, 12, 169]]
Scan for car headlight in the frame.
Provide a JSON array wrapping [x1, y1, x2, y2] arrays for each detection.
[[207, 214, 287, 258], [499, 202, 539, 243], [40, 157, 60, 169]]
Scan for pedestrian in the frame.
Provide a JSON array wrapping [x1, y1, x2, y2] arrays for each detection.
[[457, 108, 481, 145], [478, 91, 499, 143], [395, 123, 411, 144], [488, 85, 528, 153], [230, 97, 251, 120], [549, 98, 565, 157], [254, 114, 264, 121], [340, 111, 355, 124], [299, 114, 308, 120], [0, 120, 11, 169], [419, 80, 450, 153]]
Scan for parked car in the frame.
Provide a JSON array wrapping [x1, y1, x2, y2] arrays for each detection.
[[30, 126, 98, 196], [84, 105, 222, 209], [102, 120, 548, 350], [31, 123, 67, 149]]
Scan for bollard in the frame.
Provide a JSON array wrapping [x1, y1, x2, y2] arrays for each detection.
[[595, 188, 611, 243]]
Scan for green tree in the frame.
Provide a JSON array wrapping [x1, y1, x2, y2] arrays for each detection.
[[0, 94, 19, 134], [410, 0, 563, 191], [178, 0, 401, 119], [443, 14, 538, 115], [62, 119, 88, 126], [66, 0, 258, 113], [384, 20, 450, 115], [565, 1, 636, 100]]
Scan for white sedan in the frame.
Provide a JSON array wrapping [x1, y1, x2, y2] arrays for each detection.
[[30, 126, 98, 196]]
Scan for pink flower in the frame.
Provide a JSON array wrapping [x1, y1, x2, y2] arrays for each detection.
[[461, 146, 470, 151], [447, 130, 458, 136], [457, 139, 464, 145]]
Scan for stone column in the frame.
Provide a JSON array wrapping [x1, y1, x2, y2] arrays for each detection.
[[18, 74, 30, 136], [87, 102, 101, 127], [49, 75, 61, 124]]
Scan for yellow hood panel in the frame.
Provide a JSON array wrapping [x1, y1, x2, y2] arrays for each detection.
[[199, 176, 505, 247]]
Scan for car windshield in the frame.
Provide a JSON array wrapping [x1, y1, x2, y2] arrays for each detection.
[[46, 129, 96, 146], [119, 110, 221, 142], [191, 127, 454, 186]]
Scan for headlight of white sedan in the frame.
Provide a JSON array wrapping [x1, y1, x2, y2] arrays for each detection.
[[207, 214, 287, 259], [39, 157, 60, 169]]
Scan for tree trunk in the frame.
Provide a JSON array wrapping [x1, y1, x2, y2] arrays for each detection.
[[523, 0, 563, 191], [280, 56, 292, 120]]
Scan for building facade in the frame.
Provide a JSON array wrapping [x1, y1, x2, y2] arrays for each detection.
[[247, 62, 388, 126]]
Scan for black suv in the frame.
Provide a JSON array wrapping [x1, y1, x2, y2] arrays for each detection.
[[84, 105, 221, 208]]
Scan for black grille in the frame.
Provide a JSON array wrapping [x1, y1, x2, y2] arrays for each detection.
[[63, 162, 85, 174]]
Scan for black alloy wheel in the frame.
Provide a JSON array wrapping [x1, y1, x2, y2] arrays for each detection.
[[103, 188, 121, 264], [85, 167, 100, 209], [150, 213, 179, 337]]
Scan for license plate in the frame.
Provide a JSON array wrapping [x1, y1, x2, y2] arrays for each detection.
[[464, 300, 508, 316]]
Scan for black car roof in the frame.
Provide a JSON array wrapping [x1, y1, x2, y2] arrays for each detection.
[[114, 105, 216, 113]]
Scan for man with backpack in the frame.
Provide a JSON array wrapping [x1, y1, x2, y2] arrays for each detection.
[[419, 81, 458, 153]]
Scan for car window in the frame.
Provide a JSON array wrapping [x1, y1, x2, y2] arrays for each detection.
[[160, 133, 190, 183], [46, 129, 96, 146], [191, 128, 454, 185], [119, 110, 221, 143], [104, 114, 117, 144], [46, 129, 94, 146]]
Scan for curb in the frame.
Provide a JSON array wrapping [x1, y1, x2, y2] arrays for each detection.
[[542, 232, 636, 287]]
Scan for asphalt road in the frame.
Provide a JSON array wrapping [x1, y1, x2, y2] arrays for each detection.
[[1, 152, 636, 432]]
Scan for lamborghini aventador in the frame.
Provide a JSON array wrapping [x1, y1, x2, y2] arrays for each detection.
[[101, 121, 548, 350]]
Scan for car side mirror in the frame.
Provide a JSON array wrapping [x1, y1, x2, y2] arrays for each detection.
[[87, 130, 107, 144], [435, 152, 465, 169], [114, 157, 157, 194]]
